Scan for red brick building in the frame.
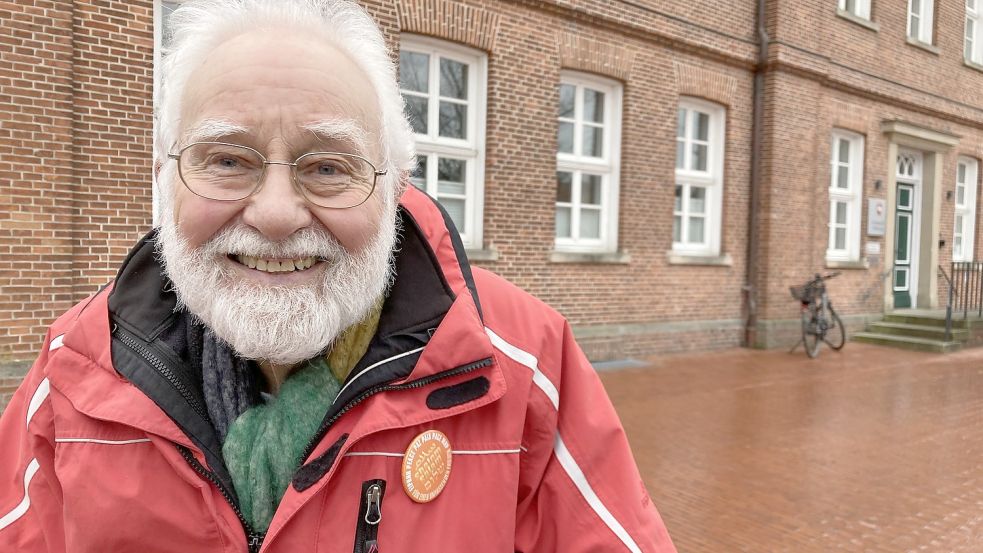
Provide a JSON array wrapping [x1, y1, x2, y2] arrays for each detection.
[[2, 0, 982, 394]]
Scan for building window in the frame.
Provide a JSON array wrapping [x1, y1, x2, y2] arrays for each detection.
[[674, 98, 726, 256], [555, 72, 623, 253], [954, 157, 979, 262], [827, 131, 864, 262], [400, 37, 487, 249], [838, 0, 871, 20], [908, 0, 935, 44], [968, 0, 983, 63]]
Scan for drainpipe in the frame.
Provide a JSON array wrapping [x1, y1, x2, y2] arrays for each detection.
[[744, 0, 769, 347]]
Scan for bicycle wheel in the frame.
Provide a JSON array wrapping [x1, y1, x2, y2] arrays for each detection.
[[801, 309, 820, 358], [823, 306, 846, 350]]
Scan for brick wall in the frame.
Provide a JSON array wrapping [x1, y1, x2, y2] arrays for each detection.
[[3, 0, 983, 370]]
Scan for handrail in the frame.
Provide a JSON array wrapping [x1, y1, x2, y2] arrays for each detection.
[[938, 264, 954, 342]]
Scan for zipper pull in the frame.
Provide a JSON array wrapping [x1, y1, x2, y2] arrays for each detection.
[[364, 484, 383, 525], [364, 539, 379, 553], [248, 531, 265, 553]]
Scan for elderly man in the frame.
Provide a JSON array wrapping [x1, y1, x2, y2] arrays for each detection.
[[0, 1, 675, 551]]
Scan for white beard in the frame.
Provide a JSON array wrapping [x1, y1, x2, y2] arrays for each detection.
[[156, 209, 398, 366]]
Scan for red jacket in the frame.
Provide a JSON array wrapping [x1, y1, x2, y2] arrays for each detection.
[[0, 187, 676, 552]]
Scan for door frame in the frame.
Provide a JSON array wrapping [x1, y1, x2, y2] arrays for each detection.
[[894, 149, 922, 308]]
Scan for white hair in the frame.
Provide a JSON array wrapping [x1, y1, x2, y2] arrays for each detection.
[[155, 0, 414, 216]]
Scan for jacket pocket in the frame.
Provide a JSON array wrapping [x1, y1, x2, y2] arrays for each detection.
[[353, 479, 386, 553]]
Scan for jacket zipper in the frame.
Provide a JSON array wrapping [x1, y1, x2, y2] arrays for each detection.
[[112, 323, 210, 422], [113, 323, 264, 553], [353, 480, 386, 553], [179, 445, 265, 553], [299, 357, 493, 467]]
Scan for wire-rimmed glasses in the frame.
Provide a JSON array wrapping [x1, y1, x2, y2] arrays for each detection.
[[167, 141, 387, 209]]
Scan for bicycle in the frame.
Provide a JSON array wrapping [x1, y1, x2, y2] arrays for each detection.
[[789, 272, 846, 358]]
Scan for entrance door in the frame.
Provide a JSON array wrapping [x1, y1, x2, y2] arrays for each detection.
[[894, 151, 921, 308]]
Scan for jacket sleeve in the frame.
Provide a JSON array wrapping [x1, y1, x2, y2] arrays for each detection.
[[0, 329, 66, 552], [514, 321, 676, 553]]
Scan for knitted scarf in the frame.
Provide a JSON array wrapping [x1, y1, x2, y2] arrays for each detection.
[[203, 299, 383, 533]]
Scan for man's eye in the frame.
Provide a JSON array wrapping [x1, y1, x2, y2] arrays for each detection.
[[217, 157, 239, 168], [317, 163, 339, 175]]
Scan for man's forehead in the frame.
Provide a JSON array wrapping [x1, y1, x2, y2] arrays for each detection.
[[181, 116, 371, 153]]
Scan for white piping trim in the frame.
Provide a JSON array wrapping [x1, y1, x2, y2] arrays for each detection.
[[55, 438, 152, 445], [26, 379, 50, 430], [343, 448, 522, 458], [485, 326, 643, 553], [48, 334, 64, 351], [554, 434, 642, 553], [0, 458, 40, 531], [335, 346, 426, 401], [485, 327, 559, 410]]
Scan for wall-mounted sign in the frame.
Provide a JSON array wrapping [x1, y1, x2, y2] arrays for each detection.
[[867, 198, 886, 236]]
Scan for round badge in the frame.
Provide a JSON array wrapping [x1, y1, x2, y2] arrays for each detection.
[[401, 430, 453, 503]]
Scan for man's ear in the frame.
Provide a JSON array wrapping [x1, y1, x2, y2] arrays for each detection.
[[154, 159, 162, 180]]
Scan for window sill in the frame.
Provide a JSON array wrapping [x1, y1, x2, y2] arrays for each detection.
[[836, 9, 879, 32], [667, 252, 733, 267], [906, 37, 940, 55], [466, 247, 500, 262], [549, 250, 631, 264], [964, 58, 983, 74], [825, 258, 869, 270]]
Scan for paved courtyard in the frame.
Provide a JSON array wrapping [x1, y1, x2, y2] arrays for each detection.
[[601, 342, 983, 552]]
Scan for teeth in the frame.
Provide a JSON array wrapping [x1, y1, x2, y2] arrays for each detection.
[[235, 255, 317, 273]]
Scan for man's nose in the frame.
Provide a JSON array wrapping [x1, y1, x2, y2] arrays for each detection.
[[240, 162, 313, 241]]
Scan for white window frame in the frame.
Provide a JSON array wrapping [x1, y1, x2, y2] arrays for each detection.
[[153, 0, 186, 224], [827, 130, 865, 262], [954, 156, 979, 262], [908, 0, 935, 44], [838, 0, 871, 20], [400, 36, 487, 250], [967, 0, 983, 64], [673, 98, 726, 256], [554, 72, 623, 253]]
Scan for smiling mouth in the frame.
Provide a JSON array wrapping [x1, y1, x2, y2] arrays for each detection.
[[230, 254, 320, 273]]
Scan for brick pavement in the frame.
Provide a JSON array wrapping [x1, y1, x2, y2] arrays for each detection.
[[601, 343, 983, 552]]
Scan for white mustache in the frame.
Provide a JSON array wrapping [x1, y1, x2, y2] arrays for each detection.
[[200, 224, 346, 261]]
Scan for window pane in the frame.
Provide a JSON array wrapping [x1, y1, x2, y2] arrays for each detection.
[[958, 185, 966, 205], [556, 207, 572, 238], [583, 126, 603, 158], [838, 139, 850, 164], [558, 122, 574, 154], [688, 216, 705, 244], [583, 89, 604, 123], [835, 201, 847, 225], [955, 237, 963, 258], [404, 95, 428, 134], [956, 214, 964, 232], [690, 186, 706, 214], [959, 163, 967, 184], [835, 227, 846, 250], [399, 52, 430, 93], [677, 108, 686, 139], [581, 208, 601, 239], [837, 165, 850, 189], [674, 185, 683, 212], [439, 58, 468, 100], [692, 144, 708, 171], [410, 155, 427, 189], [437, 158, 466, 195], [559, 85, 575, 118], [582, 174, 602, 205], [676, 140, 685, 170], [438, 101, 467, 139], [897, 215, 910, 259], [695, 112, 710, 141], [556, 172, 572, 203], [673, 215, 682, 242], [439, 197, 466, 231]]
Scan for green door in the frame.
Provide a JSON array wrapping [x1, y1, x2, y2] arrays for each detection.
[[894, 183, 914, 308]]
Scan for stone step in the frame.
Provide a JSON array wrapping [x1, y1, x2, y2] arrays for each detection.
[[867, 322, 970, 342], [882, 313, 972, 328], [852, 332, 963, 353]]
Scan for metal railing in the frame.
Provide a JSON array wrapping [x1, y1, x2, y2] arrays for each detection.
[[952, 261, 983, 319], [939, 264, 954, 342]]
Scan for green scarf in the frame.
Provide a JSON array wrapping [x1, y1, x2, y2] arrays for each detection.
[[222, 300, 383, 532]]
